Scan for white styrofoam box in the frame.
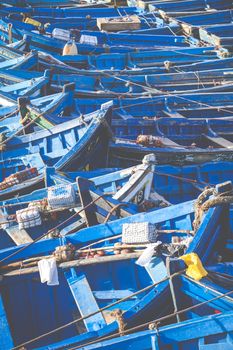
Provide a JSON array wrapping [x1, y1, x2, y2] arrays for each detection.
[[52, 28, 70, 41], [48, 184, 76, 209], [80, 34, 98, 45], [122, 222, 158, 244], [16, 207, 42, 230]]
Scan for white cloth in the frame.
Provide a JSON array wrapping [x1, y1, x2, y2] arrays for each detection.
[[38, 257, 59, 286], [136, 242, 162, 267]]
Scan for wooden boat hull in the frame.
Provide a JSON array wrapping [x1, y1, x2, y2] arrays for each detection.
[[0, 155, 155, 248], [112, 117, 233, 166], [0, 18, 189, 57], [0, 104, 112, 201], [109, 142, 233, 166], [80, 307, 233, 350], [4, 67, 233, 97], [0, 187, 231, 349]]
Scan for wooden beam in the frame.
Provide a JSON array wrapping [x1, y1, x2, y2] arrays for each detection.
[[65, 268, 106, 332], [204, 135, 233, 149], [5, 227, 33, 246], [3, 253, 141, 277]]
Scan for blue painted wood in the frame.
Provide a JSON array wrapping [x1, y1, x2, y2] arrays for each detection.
[[0, 17, 189, 56], [0, 294, 14, 349], [0, 50, 38, 71], [0, 159, 232, 248], [77, 176, 135, 227], [65, 268, 106, 332], [86, 311, 233, 350], [3, 64, 233, 99], [147, 0, 232, 12], [4, 0, 112, 7], [109, 117, 233, 166], [0, 6, 139, 18], [0, 37, 228, 75], [93, 290, 136, 300], [0, 69, 51, 103], [0, 185, 232, 349], [0, 197, 195, 263], [176, 9, 233, 26], [1, 105, 111, 171], [199, 23, 233, 46]]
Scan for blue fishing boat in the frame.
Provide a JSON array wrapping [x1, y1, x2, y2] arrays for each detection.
[[17, 90, 232, 121], [0, 17, 190, 55], [6, 66, 233, 100], [146, 0, 232, 12], [2, 90, 233, 166], [0, 6, 139, 17], [0, 69, 52, 104], [76, 67, 233, 94], [167, 9, 233, 36], [60, 92, 233, 117], [23, 13, 163, 31], [37, 52, 233, 75], [79, 292, 233, 349], [109, 118, 233, 166], [0, 81, 75, 129], [4, 66, 233, 97], [0, 181, 232, 349], [199, 23, 233, 46], [3, 0, 112, 7], [163, 8, 233, 23], [66, 81, 233, 99], [0, 39, 227, 75], [0, 1, 232, 349], [0, 154, 156, 247], [0, 99, 112, 194], [0, 50, 39, 72], [0, 38, 30, 60], [1, 157, 233, 249]]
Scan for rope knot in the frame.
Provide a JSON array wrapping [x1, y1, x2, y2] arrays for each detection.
[[53, 244, 76, 263], [110, 309, 125, 336], [0, 132, 7, 151], [148, 321, 160, 331], [193, 182, 233, 232]]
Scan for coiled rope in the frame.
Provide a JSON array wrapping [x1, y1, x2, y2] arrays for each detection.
[[193, 186, 233, 232]]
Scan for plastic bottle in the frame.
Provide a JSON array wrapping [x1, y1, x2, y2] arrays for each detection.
[[62, 38, 78, 56]]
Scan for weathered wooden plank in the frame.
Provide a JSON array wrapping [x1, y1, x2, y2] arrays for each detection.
[[0, 209, 33, 246], [5, 227, 33, 245], [3, 253, 142, 276], [150, 191, 171, 206], [65, 268, 106, 332], [77, 177, 98, 227], [162, 111, 186, 118], [204, 135, 233, 148], [94, 290, 136, 300]]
